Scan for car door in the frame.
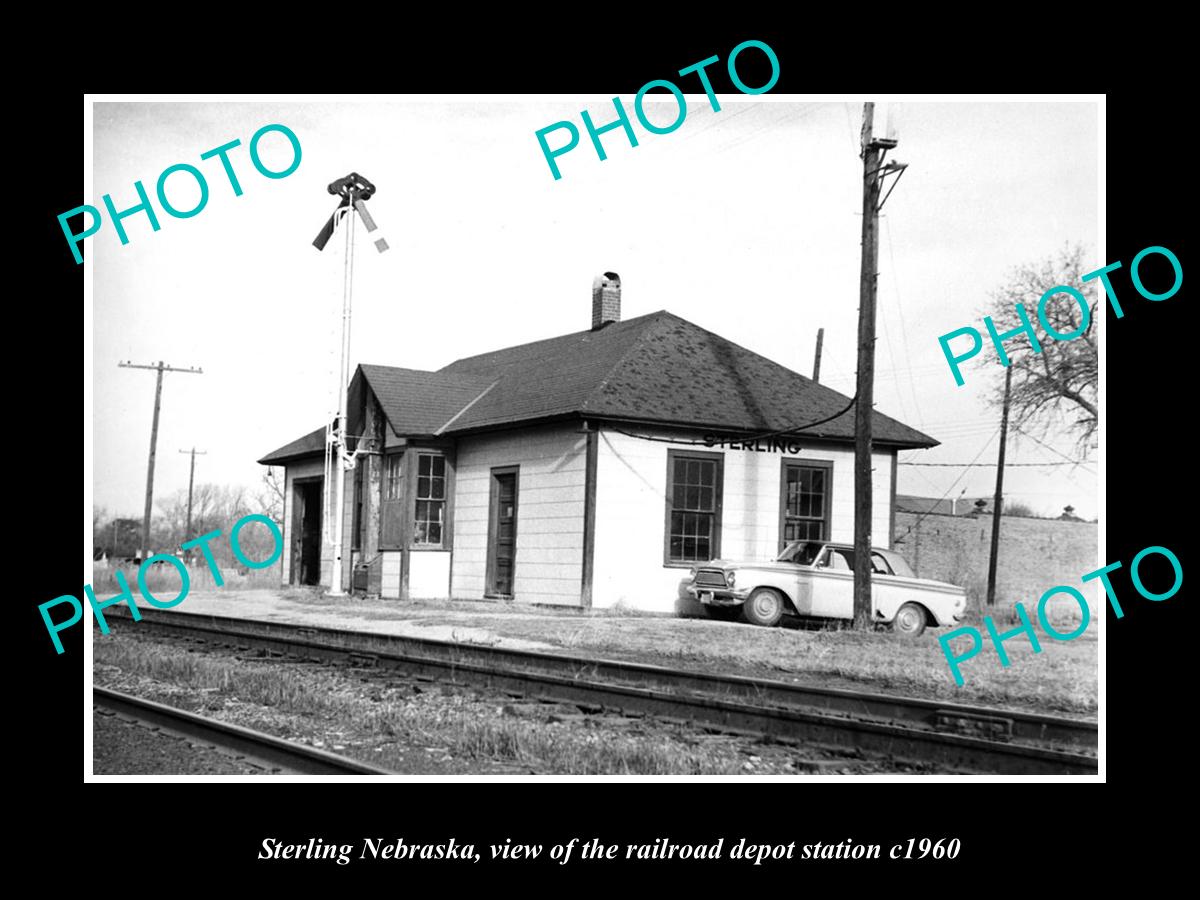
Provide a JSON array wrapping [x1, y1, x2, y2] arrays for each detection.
[[867, 550, 898, 612], [809, 545, 855, 619]]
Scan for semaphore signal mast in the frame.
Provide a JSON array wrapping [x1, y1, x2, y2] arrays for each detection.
[[311, 172, 389, 596]]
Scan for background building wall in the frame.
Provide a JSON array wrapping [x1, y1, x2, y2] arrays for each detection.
[[452, 423, 587, 605], [892, 511, 1098, 614]]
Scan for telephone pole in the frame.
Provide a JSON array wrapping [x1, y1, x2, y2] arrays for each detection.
[[812, 327, 825, 383], [178, 447, 207, 539], [119, 361, 202, 561], [985, 364, 1013, 607], [853, 102, 906, 630]]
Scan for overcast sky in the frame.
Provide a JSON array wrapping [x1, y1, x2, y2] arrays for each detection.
[[89, 97, 1099, 521]]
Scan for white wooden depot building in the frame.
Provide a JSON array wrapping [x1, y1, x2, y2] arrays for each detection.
[[258, 273, 936, 612]]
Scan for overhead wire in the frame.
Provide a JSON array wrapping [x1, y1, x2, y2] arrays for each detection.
[[897, 428, 1000, 536], [900, 460, 1087, 467], [602, 392, 858, 447], [883, 217, 927, 430], [1012, 425, 1097, 476]]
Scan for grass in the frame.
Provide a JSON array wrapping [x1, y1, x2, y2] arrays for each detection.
[[91, 562, 282, 596], [94, 635, 793, 774], [374, 598, 1097, 715], [137, 586, 1098, 716]]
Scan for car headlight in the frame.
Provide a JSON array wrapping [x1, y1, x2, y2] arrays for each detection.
[[726, 570, 736, 587]]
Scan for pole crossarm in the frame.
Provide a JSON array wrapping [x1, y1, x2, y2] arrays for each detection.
[[119, 361, 203, 374]]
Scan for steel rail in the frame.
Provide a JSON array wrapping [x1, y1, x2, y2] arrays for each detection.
[[103, 608, 1097, 775], [93, 685, 391, 775]]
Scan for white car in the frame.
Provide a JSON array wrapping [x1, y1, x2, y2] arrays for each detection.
[[684, 540, 967, 635]]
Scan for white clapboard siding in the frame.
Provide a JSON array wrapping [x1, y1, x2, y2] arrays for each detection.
[[381, 550, 402, 599], [452, 423, 587, 606], [409, 551, 452, 598], [592, 427, 894, 613]]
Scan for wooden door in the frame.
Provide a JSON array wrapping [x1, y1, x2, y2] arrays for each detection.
[[486, 468, 519, 598]]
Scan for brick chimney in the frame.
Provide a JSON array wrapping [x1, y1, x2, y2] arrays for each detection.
[[592, 272, 621, 330]]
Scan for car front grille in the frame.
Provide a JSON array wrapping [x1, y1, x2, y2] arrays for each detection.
[[694, 569, 728, 588]]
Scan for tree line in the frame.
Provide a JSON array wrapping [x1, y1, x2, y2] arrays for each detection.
[[94, 468, 284, 566]]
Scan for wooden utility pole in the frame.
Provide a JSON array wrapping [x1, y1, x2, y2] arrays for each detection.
[[985, 364, 1013, 607], [852, 104, 883, 629], [119, 361, 202, 561], [852, 102, 905, 630], [812, 327, 825, 382], [179, 447, 207, 538]]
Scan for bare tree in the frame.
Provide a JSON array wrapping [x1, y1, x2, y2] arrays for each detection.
[[258, 466, 285, 524], [984, 244, 1097, 455], [156, 481, 282, 568], [1002, 500, 1037, 518]]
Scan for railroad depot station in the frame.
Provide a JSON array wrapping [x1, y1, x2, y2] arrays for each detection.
[[258, 274, 936, 613]]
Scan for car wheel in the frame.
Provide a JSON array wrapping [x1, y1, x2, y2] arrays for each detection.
[[891, 602, 927, 637], [703, 605, 742, 622], [743, 588, 785, 627]]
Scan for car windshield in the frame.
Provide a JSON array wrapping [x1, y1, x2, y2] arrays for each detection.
[[775, 541, 823, 565]]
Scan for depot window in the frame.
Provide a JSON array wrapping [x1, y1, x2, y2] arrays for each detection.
[[380, 454, 405, 549], [780, 460, 832, 549], [384, 454, 403, 500], [664, 450, 723, 565], [414, 453, 446, 546]]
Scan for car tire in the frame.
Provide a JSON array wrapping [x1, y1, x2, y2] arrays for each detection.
[[703, 605, 742, 622], [891, 602, 927, 637], [743, 588, 785, 628]]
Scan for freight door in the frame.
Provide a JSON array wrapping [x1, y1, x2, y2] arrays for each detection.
[[294, 479, 323, 586]]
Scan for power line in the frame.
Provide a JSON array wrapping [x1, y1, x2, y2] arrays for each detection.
[[883, 217, 926, 430], [677, 101, 760, 145], [842, 103, 858, 154], [877, 289, 912, 425], [714, 104, 824, 155], [897, 428, 1000, 536], [602, 392, 858, 447], [900, 460, 1084, 467], [1013, 425, 1097, 476]]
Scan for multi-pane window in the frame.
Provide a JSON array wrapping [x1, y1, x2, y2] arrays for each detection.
[[380, 454, 404, 549], [385, 454, 403, 500], [781, 461, 831, 547], [414, 453, 446, 545], [665, 451, 722, 564]]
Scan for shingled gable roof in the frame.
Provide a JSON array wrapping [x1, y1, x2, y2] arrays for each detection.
[[352, 365, 494, 437], [258, 425, 327, 465], [258, 310, 937, 464], [437, 310, 937, 448]]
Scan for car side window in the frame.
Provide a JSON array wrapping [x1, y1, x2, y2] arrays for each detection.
[[826, 549, 852, 571], [871, 552, 893, 575]]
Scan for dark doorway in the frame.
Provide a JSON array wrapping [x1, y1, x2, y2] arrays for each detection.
[[486, 467, 519, 598], [293, 479, 323, 586]]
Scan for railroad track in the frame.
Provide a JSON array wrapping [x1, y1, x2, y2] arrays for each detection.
[[102, 608, 1098, 775], [93, 685, 391, 775]]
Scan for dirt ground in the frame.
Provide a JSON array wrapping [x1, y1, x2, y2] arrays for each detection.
[[109, 586, 1097, 716]]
